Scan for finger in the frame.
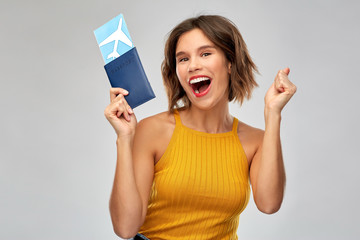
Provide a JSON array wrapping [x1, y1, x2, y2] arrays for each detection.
[[110, 88, 129, 102], [113, 94, 133, 115], [127, 106, 134, 115], [278, 75, 297, 95], [282, 80, 297, 95], [276, 69, 293, 92], [275, 75, 285, 93], [106, 94, 128, 118], [112, 94, 133, 120], [276, 84, 285, 93], [122, 108, 131, 122], [281, 67, 290, 75], [105, 102, 124, 121], [112, 93, 124, 103], [112, 92, 129, 105], [116, 99, 131, 121]]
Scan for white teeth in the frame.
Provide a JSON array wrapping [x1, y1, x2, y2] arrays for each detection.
[[195, 90, 199, 94], [189, 77, 210, 84]]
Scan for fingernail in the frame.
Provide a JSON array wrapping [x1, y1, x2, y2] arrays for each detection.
[[128, 108, 133, 114], [123, 90, 129, 95]]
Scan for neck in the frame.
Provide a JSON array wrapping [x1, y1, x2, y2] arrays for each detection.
[[180, 103, 233, 134]]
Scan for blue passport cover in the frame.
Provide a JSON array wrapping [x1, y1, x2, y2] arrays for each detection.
[[104, 47, 155, 109], [94, 14, 155, 108]]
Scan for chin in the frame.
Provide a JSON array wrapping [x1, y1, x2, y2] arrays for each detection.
[[189, 96, 225, 111]]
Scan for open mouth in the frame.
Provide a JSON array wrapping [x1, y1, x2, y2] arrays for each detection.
[[189, 76, 212, 96]]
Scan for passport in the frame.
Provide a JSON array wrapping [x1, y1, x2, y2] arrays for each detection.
[[94, 14, 155, 108]]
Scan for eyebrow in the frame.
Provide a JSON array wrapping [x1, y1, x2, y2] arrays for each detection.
[[175, 45, 217, 58]]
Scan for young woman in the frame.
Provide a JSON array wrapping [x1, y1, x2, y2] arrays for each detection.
[[104, 15, 297, 240]]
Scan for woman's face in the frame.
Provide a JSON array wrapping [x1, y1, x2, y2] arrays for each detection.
[[175, 28, 231, 110]]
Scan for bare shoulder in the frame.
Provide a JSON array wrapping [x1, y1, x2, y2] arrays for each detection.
[[236, 120, 264, 165], [237, 121, 264, 142], [135, 111, 176, 163], [136, 111, 175, 135]]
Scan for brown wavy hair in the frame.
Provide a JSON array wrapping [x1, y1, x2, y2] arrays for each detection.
[[162, 15, 258, 112]]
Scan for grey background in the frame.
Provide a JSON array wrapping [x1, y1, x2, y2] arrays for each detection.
[[1, 0, 359, 239]]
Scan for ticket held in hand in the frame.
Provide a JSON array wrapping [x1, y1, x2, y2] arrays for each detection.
[[94, 14, 155, 109]]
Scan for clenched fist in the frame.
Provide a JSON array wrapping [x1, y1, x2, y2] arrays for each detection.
[[264, 68, 297, 115]]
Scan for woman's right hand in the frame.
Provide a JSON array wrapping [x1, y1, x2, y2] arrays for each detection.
[[104, 88, 137, 138]]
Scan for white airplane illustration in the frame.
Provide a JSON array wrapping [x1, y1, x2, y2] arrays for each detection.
[[99, 17, 133, 60]]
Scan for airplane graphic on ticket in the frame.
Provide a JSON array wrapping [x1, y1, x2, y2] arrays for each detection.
[[94, 14, 134, 64]]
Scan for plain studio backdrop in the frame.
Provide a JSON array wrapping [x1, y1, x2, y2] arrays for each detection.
[[1, 0, 359, 239]]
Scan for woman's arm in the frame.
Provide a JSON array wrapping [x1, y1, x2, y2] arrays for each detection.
[[249, 68, 296, 214], [105, 88, 154, 238], [109, 122, 155, 238]]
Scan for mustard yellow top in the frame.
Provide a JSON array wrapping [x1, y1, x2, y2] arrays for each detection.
[[139, 111, 250, 240]]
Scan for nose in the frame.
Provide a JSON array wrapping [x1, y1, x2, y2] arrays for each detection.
[[188, 57, 202, 72]]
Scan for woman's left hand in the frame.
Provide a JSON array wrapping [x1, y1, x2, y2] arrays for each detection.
[[264, 67, 297, 114]]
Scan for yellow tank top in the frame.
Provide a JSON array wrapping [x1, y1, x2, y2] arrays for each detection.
[[139, 110, 250, 240]]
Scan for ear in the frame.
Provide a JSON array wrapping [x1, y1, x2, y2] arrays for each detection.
[[227, 62, 232, 74]]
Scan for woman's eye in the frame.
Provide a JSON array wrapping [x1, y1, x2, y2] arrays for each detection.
[[202, 52, 211, 57], [179, 57, 188, 62]]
